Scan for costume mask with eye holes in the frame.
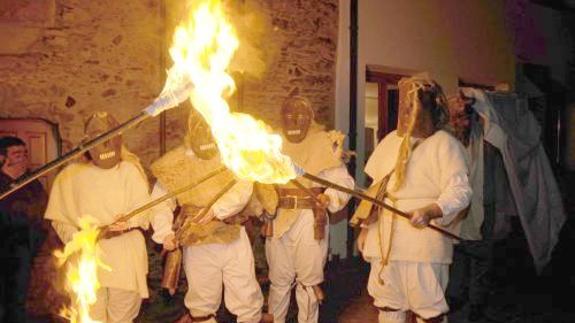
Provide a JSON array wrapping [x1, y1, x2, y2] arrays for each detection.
[[281, 96, 314, 143], [185, 109, 218, 160], [447, 91, 476, 146], [84, 112, 122, 169], [393, 77, 449, 191]]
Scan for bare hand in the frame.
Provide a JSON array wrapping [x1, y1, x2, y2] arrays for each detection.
[[163, 233, 177, 251], [316, 193, 331, 209], [356, 228, 368, 254], [409, 210, 431, 228], [409, 203, 442, 228], [108, 220, 129, 232]]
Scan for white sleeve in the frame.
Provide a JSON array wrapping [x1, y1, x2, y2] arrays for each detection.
[[435, 172, 472, 225], [211, 180, 253, 220], [318, 165, 355, 213], [51, 221, 77, 244], [150, 181, 177, 244], [435, 135, 473, 225]]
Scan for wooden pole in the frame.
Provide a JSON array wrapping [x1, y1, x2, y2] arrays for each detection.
[[302, 172, 463, 241]]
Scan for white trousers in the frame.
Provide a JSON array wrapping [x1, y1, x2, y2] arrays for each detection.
[[90, 287, 141, 323], [368, 260, 449, 322], [183, 228, 263, 323], [266, 212, 328, 323]]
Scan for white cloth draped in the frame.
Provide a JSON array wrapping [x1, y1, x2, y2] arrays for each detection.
[[461, 88, 566, 272]]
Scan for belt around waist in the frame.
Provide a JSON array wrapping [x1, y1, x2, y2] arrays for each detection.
[[278, 196, 315, 209]]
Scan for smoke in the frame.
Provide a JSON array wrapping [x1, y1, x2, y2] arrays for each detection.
[[225, 0, 280, 79]]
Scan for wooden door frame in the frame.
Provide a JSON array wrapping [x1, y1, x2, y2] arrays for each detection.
[[365, 70, 405, 141]]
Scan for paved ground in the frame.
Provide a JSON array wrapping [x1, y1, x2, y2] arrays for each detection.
[[337, 171, 575, 323], [31, 173, 575, 323]]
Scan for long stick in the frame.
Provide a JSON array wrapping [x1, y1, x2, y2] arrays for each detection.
[[99, 166, 227, 239], [175, 179, 237, 241], [0, 80, 194, 202], [1, 113, 150, 201], [290, 179, 323, 205], [302, 172, 463, 241]]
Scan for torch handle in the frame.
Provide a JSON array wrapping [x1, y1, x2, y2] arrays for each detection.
[[99, 166, 228, 240], [0, 112, 151, 201], [302, 172, 463, 242], [175, 179, 237, 242]]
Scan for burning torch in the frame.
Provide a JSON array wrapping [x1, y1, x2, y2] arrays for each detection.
[[0, 68, 194, 201]]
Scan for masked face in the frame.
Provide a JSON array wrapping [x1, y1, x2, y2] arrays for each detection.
[[185, 111, 218, 160], [397, 77, 448, 138], [281, 96, 313, 143], [84, 112, 122, 169], [448, 91, 475, 145]]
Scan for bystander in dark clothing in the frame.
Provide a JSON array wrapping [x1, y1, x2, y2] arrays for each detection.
[[0, 137, 48, 323]]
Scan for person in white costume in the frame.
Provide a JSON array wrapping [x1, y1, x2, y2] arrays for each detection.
[[150, 110, 266, 323], [45, 112, 151, 323], [265, 96, 354, 323], [353, 77, 472, 323]]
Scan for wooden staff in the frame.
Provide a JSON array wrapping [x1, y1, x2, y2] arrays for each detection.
[[174, 179, 237, 241], [98, 166, 228, 240], [301, 172, 463, 241], [0, 80, 194, 202], [163, 178, 237, 294]]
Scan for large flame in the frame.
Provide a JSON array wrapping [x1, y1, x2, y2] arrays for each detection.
[[55, 217, 110, 323], [166, 0, 296, 184]]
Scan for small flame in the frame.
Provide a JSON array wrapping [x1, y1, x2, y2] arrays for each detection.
[[55, 217, 110, 323], [165, 0, 296, 184]]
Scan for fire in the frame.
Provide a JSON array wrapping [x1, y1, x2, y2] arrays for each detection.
[[55, 217, 110, 323], [166, 0, 296, 184]]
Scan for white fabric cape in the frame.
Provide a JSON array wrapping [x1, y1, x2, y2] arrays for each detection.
[[461, 88, 566, 273]]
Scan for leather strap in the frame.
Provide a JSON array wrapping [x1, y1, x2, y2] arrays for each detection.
[[277, 187, 324, 209], [277, 187, 324, 197]]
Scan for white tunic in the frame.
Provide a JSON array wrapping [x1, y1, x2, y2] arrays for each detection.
[[363, 130, 472, 264], [266, 164, 354, 323], [45, 161, 151, 298]]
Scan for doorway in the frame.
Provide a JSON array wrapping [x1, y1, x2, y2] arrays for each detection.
[[363, 69, 406, 165]]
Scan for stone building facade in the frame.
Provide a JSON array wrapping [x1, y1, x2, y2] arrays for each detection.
[[0, 0, 338, 319]]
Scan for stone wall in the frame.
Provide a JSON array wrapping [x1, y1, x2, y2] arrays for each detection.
[[0, 0, 165, 167], [0, 0, 339, 319], [162, 0, 339, 152], [242, 0, 339, 128], [0, 0, 339, 164], [0, 0, 165, 318]]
